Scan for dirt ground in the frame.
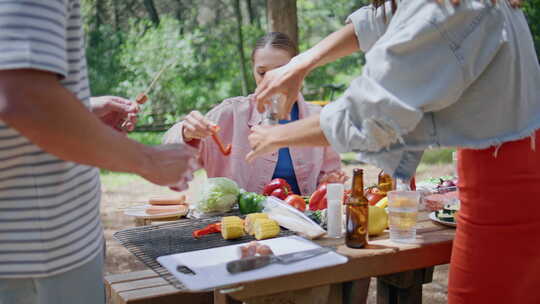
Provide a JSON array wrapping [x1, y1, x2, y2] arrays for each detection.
[[101, 163, 453, 303]]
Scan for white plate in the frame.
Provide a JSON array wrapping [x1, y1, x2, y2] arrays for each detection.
[[429, 211, 457, 228], [124, 204, 188, 219]]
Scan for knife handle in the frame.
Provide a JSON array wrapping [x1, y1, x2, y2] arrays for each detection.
[[226, 255, 273, 274]]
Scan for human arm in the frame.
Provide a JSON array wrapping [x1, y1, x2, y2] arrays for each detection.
[[248, 2, 506, 159], [253, 24, 359, 116], [0, 69, 193, 186], [246, 114, 328, 162]]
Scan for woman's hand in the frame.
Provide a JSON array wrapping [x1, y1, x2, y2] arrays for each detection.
[[90, 96, 139, 132], [319, 170, 349, 185], [182, 111, 217, 142], [246, 125, 282, 163], [253, 55, 311, 119]]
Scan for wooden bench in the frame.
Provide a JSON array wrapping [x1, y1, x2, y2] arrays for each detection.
[[106, 212, 454, 304]]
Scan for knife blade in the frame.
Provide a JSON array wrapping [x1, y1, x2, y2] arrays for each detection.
[[226, 247, 332, 274]]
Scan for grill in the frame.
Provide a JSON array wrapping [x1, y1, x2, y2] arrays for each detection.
[[113, 215, 295, 290]]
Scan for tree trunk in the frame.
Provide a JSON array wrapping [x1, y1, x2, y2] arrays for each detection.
[[95, 0, 103, 29], [143, 0, 160, 26], [246, 0, 255, 24], [266, 0, 298, 45], [234, 0, 249, 96], [112, 0, 120, 31], [246, 0, 262, 29]]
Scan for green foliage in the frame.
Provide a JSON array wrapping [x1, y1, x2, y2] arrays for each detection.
[[298, 0, 368, 100], [524, 0, 540, 57], [128, 132, 165, 146], [83, 1, 366, 125], [420, 148, 455, 165], [86, 24, 125, 97]]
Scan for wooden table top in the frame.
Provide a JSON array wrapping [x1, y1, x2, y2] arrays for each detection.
[[226, 212, 455, 299], [106, 212, 455, 303]]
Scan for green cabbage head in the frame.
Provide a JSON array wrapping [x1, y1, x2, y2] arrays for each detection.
[[195, 177, 240, 213]]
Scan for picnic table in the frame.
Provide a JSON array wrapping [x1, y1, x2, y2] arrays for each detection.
[[105, 211, 454, 304]]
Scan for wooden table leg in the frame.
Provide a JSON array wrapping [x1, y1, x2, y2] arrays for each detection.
[[376, 267, 434, 304]]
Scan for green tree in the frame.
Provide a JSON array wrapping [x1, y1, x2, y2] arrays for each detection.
[[524, 0, 540, 58]]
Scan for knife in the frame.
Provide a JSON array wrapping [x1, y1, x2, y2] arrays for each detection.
[[226, 247, 332, 274]]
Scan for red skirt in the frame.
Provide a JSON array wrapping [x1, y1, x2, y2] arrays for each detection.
[[448, 131, 540, 304]]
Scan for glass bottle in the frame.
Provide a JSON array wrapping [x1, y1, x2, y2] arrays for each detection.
[[377, 170, 395, 194], [346, 169, 369, 248]]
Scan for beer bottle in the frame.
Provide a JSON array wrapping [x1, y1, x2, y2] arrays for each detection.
[[346, 169, 369, 248], [377, 170, 395, 194], [380, 170, 416, 191]]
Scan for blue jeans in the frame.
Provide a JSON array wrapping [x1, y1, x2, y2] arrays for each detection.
[[0, 251, 105, 304]]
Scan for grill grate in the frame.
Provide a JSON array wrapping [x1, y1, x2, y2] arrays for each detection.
[[113, 215, 295, 290]]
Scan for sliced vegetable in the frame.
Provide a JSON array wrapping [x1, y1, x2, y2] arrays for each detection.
[[210, 126, 231, 156], [245, 213, 269, 235], [254, 219, 280, 240], [221, 216, 245, 240], [192, 223, 221, 238]]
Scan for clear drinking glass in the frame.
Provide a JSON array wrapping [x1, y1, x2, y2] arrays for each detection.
[[387, 190, 421, 243]]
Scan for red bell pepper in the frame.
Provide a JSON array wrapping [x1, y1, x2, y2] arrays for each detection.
[[210, 126, 231, 156], [263, 178, 292, 197], [192, 222, 221, 238]]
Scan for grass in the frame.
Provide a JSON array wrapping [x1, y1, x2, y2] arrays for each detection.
[[128, 131, 165, 146], [100, 171, 141, 188]]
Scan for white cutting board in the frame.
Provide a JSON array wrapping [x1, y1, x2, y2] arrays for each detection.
[[157, 236, 348, 291]]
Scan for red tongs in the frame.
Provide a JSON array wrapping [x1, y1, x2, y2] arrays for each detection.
[[211, 126, 231, 156]]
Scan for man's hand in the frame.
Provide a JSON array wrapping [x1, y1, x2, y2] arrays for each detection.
[[139, 144, 198, 187], [90, 96, 138, 132]]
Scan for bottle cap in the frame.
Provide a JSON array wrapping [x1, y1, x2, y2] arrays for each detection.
[[326, 183, 344, 202]]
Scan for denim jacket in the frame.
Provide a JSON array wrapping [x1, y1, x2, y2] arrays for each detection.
[[320, 0, 540, 180]]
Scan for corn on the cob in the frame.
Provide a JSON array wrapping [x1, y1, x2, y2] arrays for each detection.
[[254, 219, 280, 240], [221, 216, 242, 223], [221, 217, 245, 240], [244, 213, 268, 235]]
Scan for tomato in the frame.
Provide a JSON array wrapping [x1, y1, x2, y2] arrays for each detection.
[[309, 184, 328, 211], [365, 187, 385, 206], [285, 194, 306, 212]]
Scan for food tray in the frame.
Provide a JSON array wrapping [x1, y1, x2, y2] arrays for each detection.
[[113, 214, 295, 290]]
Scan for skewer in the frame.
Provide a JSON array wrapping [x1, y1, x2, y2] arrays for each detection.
[[119, 63, 174, 130]]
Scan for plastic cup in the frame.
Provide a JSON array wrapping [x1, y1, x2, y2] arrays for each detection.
[[387, 191, 421, 243]]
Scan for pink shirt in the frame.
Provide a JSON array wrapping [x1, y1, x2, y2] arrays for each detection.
[[163, 95, 342, 195]]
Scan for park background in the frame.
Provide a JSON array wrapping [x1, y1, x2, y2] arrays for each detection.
[[79, 1, 540, 302]]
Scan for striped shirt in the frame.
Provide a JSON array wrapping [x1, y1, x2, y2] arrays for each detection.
[[0, 0, 102, 278]]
